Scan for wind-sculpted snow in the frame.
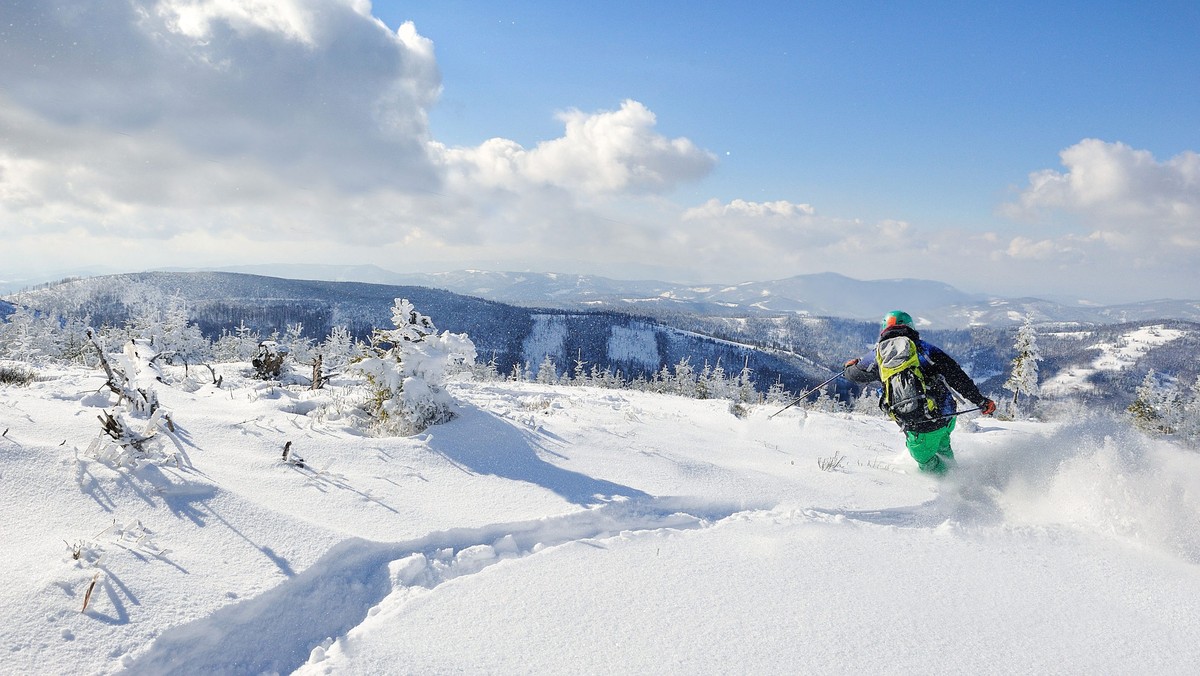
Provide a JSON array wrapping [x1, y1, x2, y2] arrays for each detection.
[[423, 403, 653, 505], [126, 498, 742, 675]]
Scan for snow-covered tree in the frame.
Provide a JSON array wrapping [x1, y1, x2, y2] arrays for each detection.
[[536, 355, 559, 384], [765, 376, 791, 405], [352, 299, 476, 436], [852, 386, 882, 415], [571, 350, 589, 386], [672, 357, 697, 398], [0, 307, 44, 362], [1003, 316, 1042, 415], [315, 326, 361, 373], [734, 358, 759, 406], [1128, 370, 1179, 434], [1180, 375, 1200, 446], [125, 295, 209, 366], [282, 323, 314, 364]]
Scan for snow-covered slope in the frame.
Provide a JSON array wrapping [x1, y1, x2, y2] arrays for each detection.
[[3, 365, 1200, 674], [1042, 324, 1187, 397]]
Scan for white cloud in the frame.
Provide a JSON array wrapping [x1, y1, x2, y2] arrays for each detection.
[[0, 0, 442, 227], [433, 100, 716, 197], [682, 198, 815, 220], [1005, 236, 1073, 261], [155, 0, 324, 45], [1004, 139, 1200, 233], [982, 139, 1200, 297], [0, 3, 716, 270]]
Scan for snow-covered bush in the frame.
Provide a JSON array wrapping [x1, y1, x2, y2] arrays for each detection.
[[213, 321, 262, 363], [0, 306, 56, 363], [351, 299, 476, 436], [83, 332, 177, 469], [316, 326, 362, 373], [252, 341, 288, 380], [127, 295, 211, 366]]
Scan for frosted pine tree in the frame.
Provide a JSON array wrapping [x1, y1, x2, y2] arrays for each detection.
[[0, 307, 43, 362], [282, 323, 314, 364], [536, 355, 559, 384], [1003, 315, 1042, 416], [1128, 370, 1179, 434], [213, 321, 261, 362], [316, 326, 360, 372], [1180, 376, 1200, 446], [672, 357, 697, 398], [352, 299, 476, 436]]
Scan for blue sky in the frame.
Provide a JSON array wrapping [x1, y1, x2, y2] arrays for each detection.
[[385, 1, 1199, 223], [1, 0, 1198, 303]]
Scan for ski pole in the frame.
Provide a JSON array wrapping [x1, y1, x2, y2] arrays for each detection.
[[931, 406, 983, 420], [768, 370, 844, 419]]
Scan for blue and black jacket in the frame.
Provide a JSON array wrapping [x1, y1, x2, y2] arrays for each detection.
[[844, 325, 988, 433]]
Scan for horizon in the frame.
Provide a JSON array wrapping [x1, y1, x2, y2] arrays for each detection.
[[1, 1, 1198, 304], [5, 264, 1197, 311]]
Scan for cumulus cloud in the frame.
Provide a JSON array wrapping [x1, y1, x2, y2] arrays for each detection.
[[433, 100, 716, 197], [0, 0, 442, 240], [5, 2, 1188, 302], [0, 1, 718, 268], [1003, 139, 1200, 238], [983, 139, 1200, 297]]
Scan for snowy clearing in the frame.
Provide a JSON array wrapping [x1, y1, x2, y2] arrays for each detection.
[[1041, 325, 1186, 397]]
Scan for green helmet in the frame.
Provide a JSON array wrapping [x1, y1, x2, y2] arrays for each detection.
[[880, 310, 914, 333]]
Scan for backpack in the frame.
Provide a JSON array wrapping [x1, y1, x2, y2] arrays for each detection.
[[875, 335, 937, 427]]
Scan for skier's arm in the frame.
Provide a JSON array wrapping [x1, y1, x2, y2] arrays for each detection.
[[926, 345, 987, 405], [841, 354, 879, 385]]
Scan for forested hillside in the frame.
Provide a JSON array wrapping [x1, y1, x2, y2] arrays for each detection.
[[5, 272, 1199, 412]]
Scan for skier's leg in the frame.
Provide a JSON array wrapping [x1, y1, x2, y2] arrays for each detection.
[[905, 427, 951, 474], [937, 417, 957, 462]]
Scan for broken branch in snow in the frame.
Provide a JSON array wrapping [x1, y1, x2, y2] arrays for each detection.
[[80, 573, 100, 614]]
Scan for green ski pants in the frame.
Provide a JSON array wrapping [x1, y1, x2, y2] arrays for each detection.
[[903, 417, 956, 474]]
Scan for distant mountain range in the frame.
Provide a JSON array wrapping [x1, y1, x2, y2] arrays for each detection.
[[177, 264, 1200, 329]]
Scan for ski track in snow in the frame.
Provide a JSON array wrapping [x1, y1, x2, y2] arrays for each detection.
[[125, 497, 746, 675]]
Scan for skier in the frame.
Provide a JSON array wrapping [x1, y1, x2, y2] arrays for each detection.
[[843, 310, 997, 474]]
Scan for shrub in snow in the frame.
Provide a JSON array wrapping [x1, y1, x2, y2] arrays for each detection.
[[212, 321, 261, 362], [252, 341, 288, 380], [0, 360, 37, 386], [0, 306, 56, 363], [351, 299, 476, 436], [83, 331, 177, 469]]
